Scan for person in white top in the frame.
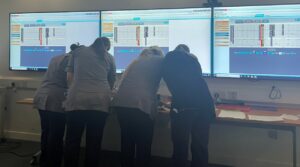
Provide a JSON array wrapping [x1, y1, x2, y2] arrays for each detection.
[[112, 46, 164, 167], [64, 37, 116, 167], [33, 43, 80, 167]]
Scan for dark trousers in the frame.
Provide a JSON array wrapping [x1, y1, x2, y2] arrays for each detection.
[[64, 110, 108, 167], [116, 107, 154, 167], [39, 110, 66, 167], [170, 110, 211, 167]]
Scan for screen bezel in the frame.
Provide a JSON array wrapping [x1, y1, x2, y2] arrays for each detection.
[[9, 10, 101, 72], [213, 4, 300, 81], [10, 4, 300, 81]]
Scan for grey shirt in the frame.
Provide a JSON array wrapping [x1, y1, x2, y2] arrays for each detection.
[[112, 55, 163, 116], [33, 53, 69, 112], [64, 46, 116, 112]]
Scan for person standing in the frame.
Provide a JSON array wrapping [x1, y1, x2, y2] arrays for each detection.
[[64, 37, 116, 167], [162, 47, 215, 167], [112, 46, 164, 167], [33, 44, 80, 167]]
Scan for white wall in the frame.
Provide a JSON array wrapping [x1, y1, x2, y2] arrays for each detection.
[[1, 0, 300, 167]]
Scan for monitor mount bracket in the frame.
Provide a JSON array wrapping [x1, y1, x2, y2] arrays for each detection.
[[203, 0, 223, 7]]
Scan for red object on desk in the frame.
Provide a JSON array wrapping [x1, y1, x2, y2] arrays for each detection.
[[217, 104, 251, 112]]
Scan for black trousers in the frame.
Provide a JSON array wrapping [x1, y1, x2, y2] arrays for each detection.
[[39, 110, 66, 167], [170, 109, 211, 167], [116, 107, 154, 167], [64, 110, 108, 167]]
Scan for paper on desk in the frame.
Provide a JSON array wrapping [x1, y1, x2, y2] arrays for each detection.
[[218, 110, 246, 119], [280, 114, 299, 121], [248, 115, 284, 122]]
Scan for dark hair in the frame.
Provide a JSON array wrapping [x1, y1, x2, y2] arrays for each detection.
[[91, 37, 111, 56], [174, 44, 190, 53], [101, 37, 111, 51], [70, 43, 81, 51]]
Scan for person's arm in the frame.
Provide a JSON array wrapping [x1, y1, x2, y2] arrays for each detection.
[[198, 78, 216, 119], [188, 53, 202, 75], [65, 54, 75, 87], [67, 72, 74, 87], [108, 55, 117, 90], [115, 59, 136, 92]]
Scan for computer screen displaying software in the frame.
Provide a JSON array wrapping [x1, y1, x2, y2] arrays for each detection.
[[101, 8, 212, 75], [10, 11, 100, 71], [214, 5, 300, 79]]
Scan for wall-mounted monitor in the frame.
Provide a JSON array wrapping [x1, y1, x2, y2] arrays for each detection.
[[214, 5, 300, 80], [10, 11, 100, 71], [101, 8, 212, 75]]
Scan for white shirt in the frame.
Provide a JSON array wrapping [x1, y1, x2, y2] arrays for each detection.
[[33, 54, 69, 112], [64, 46, 116, 112], [112, 55, 163, 116]]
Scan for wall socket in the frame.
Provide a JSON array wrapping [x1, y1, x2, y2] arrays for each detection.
[[227, 91, 238, 100], [214, 91, 238, 100]]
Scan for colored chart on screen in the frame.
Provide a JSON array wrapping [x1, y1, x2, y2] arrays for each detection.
[[101, 8, 212, 74], [214, 5, 300, 79], [10, 11, 100, 71]]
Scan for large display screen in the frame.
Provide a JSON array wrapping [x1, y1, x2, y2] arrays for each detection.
[[10, 11, 100, 71], [214, 5, 300, 79], [101, 8, 212, 75]]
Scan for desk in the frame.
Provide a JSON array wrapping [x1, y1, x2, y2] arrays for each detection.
[[215, 107, 300, 167], [16, 98, 34, 105], [18, 98, 300, 167]]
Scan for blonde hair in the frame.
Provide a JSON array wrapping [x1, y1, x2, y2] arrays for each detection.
[[140, 46, 164, 57]]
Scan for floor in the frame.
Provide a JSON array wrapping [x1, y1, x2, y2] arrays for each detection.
[[0, 140, 230, 167]]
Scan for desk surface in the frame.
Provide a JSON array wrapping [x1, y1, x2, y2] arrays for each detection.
[[16, 97, 300, 127], [16, 98, 34, 105], [216, 108, 300, 127]]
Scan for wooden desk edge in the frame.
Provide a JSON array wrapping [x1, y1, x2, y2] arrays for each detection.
[[16, 98, 34, 105]]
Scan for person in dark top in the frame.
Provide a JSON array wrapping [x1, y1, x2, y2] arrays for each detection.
[[33, 43, 80, 167], [162, 47, 215, 167]]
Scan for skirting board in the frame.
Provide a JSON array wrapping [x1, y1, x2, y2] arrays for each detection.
[[4, 130, 40, 142]]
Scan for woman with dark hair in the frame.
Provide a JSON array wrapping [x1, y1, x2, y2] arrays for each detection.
[[64, 37, 116, 167], [33, 43, 80, 167], [162, 49, 215, 167]]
